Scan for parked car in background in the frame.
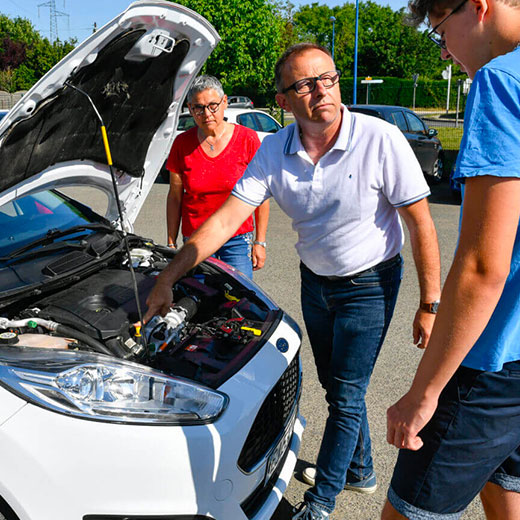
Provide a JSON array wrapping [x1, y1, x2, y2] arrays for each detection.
[[0, 2, 304, 519], [161, 108, 282, 181], [0, 109, 8, 122], [228, 95, 254, 109], [348, 104, 444, 184]]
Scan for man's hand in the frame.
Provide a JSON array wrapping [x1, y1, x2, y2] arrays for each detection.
[[413, 309, 436, 349], [252, 243, 266, 271], [143, 282, 174, 324], [386, 391, 438, 451]]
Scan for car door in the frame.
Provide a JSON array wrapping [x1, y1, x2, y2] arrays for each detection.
[[403, 111, 437, 173]]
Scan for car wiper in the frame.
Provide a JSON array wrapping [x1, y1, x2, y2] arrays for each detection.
[[0, 223, 119, 261]]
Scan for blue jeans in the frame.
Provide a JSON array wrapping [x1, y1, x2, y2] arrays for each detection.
[[185, 232, 253, 279], [300, 255, 403, 513]]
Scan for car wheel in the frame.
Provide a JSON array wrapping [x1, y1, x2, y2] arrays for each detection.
[[428, 155, 443, 184]]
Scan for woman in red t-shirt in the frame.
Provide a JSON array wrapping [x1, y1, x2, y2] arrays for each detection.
[[166, 75, 269, 279]]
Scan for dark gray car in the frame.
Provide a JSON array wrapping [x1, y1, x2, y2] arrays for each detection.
[[348, 104, 444, 184]]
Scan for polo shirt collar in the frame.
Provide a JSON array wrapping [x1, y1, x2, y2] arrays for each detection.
[[283, 104, 352, 156]]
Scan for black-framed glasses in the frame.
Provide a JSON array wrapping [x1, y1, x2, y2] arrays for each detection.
[[427, 0, 468, 49], [189, 97, 224, 116], [282, 70, 341, 94]]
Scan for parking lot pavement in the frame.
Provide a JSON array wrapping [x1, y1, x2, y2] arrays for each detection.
[[135, 180, 486, 520]]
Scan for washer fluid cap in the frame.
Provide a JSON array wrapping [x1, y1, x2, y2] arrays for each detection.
[[0, 331, 19, 345]]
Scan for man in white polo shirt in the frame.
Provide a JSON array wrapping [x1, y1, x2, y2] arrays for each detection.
[[144, 43, 441, 520]]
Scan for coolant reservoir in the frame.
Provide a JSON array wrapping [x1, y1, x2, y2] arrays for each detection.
[[15, 334, 72, 349]]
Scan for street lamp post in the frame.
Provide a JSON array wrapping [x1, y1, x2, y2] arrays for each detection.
[[330, 16, 336, 62], [353, 0, 359, 104]]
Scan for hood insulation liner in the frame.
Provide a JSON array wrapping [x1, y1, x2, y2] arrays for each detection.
[[0, 31, 190, 192]]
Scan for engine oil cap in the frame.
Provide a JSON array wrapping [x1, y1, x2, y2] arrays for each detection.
[[0, 331, 19, 345]]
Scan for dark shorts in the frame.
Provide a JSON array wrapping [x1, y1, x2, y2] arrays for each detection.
[[388, 359, 520, 519]]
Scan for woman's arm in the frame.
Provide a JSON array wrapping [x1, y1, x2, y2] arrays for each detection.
[[166, 171, 183, 248]]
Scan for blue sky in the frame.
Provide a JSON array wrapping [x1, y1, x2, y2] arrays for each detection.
[[4, 0, 409, 43]]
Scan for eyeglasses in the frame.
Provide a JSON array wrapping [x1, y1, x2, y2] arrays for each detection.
[[427, 0, 468, 49], [189, 97, 224, 116], [282, 70, 341, 94]]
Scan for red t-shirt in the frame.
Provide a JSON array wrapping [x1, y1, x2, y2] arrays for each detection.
[[166, 124, 261, 237]]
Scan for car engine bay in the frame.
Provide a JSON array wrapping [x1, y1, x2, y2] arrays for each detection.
[[0, 240, 276, 389]]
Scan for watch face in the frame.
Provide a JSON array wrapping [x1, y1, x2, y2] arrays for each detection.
[[431, 301, 440, 313]]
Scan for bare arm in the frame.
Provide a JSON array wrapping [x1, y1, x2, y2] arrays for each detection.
[[166, 171, 183, 247], [388, 176, 520, 450], [144, 195, 256, 321], [252, 199, 270, 271], [398, 198, 441, 349]]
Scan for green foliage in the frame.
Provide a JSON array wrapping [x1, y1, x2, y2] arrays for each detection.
[[291, 2, 457, 81], [0, 14, 75, 92], [339, 76, 469, 111], [171, 0, 285, 101]]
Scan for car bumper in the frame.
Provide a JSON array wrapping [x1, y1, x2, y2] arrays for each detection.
[[0, 319, 303, 520]]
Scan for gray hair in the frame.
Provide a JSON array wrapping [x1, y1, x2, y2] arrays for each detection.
[[187, 75, 225, 102]]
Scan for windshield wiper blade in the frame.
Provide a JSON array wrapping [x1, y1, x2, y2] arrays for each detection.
[[0, 223, 118, 261]]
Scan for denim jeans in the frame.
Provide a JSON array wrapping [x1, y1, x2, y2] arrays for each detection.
[[300, 255, 403, 513], [186, 232, 253, 279]]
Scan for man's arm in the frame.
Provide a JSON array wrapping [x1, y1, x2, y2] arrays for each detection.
[[252, 200, 270, 271], [397, 198, 441, 349], [144, 195, 257, 322], [388, 176, 520, 450]]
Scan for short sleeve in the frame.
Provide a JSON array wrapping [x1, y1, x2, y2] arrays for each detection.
[[232, 142, 272, 207], [166, 138, 182, 174], [455, 67, 520, 182], [381, 126, 430, 207]]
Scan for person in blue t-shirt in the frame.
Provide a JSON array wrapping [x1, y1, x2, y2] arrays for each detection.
[[383, 0, 520, 519]]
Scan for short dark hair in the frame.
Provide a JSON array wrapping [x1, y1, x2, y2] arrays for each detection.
[[406, 0, 456, 26], [274, 43, 333, 93]]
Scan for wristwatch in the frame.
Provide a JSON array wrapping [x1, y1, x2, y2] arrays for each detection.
[[254, 241, 267, 248], [420, 300, 440, 314]]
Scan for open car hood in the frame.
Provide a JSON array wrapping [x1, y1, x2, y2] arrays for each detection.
[[0, 0, 219, 228]]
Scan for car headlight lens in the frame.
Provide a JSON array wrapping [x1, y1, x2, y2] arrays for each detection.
[[0, 348, 227, 425]]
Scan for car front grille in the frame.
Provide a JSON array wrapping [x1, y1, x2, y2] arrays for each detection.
[[237, 351, 301, 473]]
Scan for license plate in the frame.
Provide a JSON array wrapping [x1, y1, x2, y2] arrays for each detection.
[[265, 407, 297, 482]]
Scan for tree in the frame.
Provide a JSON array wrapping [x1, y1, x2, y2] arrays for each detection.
[[171, 0, 285, 102], [0, 14, 75, 92], [289, 2, 453, 80]]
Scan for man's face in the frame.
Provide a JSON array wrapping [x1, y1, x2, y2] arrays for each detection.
[[275, 49, 342, 127], [429, 0, 489, 79]]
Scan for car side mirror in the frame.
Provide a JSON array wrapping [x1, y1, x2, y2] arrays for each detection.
[[428, 128, 438, 137]]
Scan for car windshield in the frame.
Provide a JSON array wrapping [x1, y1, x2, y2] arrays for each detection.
[[0, 190, 105, 257], [177, 114, 196, 131]]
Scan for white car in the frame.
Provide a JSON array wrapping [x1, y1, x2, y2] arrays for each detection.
[[159, 109, 282, 181], [0, 2, 304, 519], [176, 108, 282, 141]]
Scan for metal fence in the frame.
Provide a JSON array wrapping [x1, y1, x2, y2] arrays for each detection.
[[0, 91, 25, 109]]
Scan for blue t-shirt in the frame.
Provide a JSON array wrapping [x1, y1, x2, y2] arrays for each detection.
[[454, 46, 520, 371]]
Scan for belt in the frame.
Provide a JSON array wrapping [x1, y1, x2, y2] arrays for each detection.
[[300, 254, 401, 282]]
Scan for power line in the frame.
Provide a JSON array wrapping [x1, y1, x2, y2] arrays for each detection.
[[38, 0, 69, 42]]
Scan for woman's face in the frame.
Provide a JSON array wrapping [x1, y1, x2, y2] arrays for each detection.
[[188, 89, 227, 133]]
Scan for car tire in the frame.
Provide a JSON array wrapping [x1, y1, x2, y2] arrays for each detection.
[[427, 155, 444, 185]]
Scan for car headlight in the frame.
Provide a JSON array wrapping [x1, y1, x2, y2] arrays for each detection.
[[0, 347, 228, 425]]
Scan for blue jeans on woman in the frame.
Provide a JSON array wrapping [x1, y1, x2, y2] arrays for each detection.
[[300, 254, 403, 513], [185, 231, 253, 279]]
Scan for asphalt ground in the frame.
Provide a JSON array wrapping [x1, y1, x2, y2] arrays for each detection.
[[134, 179, 487, 520]]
